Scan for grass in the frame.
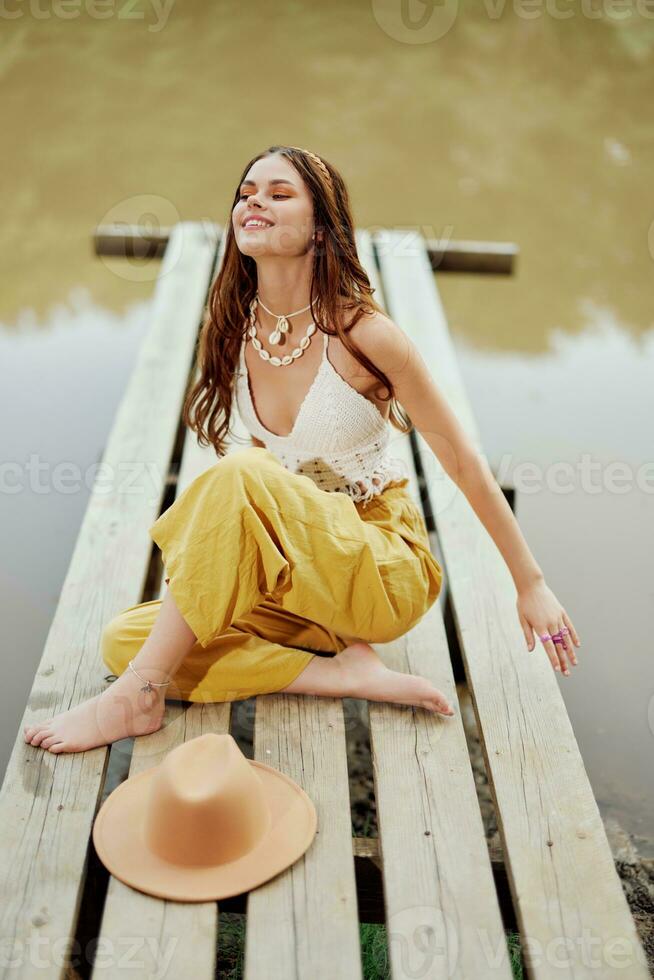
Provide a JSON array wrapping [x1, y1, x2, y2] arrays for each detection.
[[215, 913, 525, 978]]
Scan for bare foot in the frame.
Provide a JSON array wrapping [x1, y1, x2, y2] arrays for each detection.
[[281, 641, 455, 716], [23, 666, 167, 755]]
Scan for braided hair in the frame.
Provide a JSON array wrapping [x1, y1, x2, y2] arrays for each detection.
[[287, 146, 333, 186]]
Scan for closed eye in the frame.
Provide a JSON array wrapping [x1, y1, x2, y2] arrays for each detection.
[[239, 193, 289, 201]]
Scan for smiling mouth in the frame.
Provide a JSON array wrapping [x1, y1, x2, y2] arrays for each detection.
[[242, 220, 274, 230]]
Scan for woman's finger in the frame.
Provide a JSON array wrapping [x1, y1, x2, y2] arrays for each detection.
[[519, 611, 535, 651], [537, 628, 561, 672], [551, 625, 571, 674], [557, 620, 577, 669], [562, 610, 581, 648], [548, 623, 568, 673], [549, 621, 570, 674]]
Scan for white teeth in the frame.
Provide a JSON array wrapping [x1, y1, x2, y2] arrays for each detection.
[[244, 220, 271, 228]]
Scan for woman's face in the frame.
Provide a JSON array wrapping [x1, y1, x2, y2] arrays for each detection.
[[232, 153, 318, 258]]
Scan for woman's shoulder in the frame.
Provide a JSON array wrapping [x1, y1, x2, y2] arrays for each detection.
[[329, 303, 409, 399], [335, 297, 394, 334], [339, 306, 405, 362]]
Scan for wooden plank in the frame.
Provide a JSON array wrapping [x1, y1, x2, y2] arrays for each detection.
[[424, 237, 517, 275], [374, 228, 650, 978], [0, 222, 219, 980], [351, 837, 516, 927], [243, 252, 363, 978], [245, 698, 363, 980], [95, 230, 362, 979], [90, 232, 229, 979], [357, 227, 513, 977], [93, 224, 196, 259], [369, 451, 514, 979]]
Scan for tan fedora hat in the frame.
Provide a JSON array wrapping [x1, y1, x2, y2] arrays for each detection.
[[92, 732, 317, 902]]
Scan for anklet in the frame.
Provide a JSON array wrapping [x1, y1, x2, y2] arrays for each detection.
[[128, 659, 170, 694]]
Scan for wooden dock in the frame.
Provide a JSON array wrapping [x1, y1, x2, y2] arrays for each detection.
[[0, 222, 648, 978]]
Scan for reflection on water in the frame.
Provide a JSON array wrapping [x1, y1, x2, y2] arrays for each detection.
[[0, 299, 149, 780], [1, 2, 652, 850]]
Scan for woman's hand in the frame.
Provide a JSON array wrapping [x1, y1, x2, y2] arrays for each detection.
[[516, 579, 581, 675]]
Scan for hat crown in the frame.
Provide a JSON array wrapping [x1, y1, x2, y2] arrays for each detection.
[[143, 733, 271, 867]]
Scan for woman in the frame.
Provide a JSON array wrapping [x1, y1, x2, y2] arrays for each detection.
[[24, 145, 580, 754]]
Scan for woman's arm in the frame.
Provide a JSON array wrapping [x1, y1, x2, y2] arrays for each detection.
[[353, 313, 581, 674]]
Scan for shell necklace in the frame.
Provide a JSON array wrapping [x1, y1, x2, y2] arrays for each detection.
[[247, 295, 317, 368]]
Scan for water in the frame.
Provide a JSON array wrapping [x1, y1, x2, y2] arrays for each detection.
[[1, 0, 652, 854]]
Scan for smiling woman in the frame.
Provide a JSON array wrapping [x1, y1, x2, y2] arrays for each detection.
[[23, 144, 577, 757], [23, 145, 457, 755]]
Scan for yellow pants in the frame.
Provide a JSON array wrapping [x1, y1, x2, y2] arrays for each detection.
[[101, 446, 443, 703]]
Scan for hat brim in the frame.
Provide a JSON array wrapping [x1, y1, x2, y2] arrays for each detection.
[[92, 759, 317, 902]]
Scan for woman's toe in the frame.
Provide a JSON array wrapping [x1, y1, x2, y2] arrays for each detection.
[[428, 691, 453, 714], [40, 734, 60, 749], [29, 727, 51, 746]]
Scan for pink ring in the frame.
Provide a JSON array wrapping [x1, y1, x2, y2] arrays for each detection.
[[539, 633, 552, 642]]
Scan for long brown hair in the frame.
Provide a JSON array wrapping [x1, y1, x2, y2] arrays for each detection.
[[182, 145, 412, 457]]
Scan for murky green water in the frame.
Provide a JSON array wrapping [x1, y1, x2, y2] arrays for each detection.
[[2, 1, 653, 853]]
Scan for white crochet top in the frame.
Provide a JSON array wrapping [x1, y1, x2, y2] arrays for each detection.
[[234, 328, 409, 507]]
